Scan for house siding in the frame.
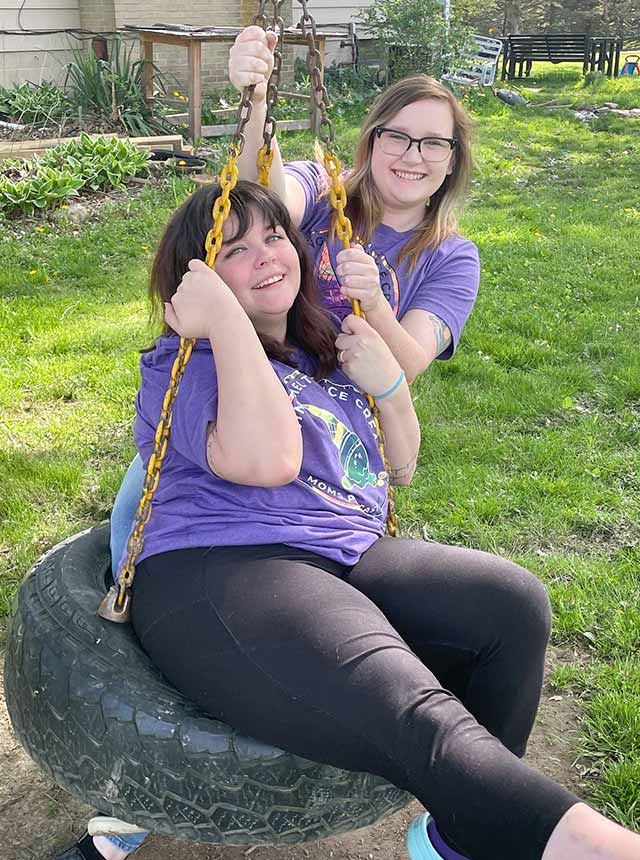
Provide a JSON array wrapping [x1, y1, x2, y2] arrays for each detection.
[[300, 0, 375, 66], [0, 1, 368, 102], [0, 1, 81, 87]]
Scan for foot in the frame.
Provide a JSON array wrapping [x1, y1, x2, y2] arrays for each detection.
[[55, 831, 130, 860], [407, 813, 470, 860]]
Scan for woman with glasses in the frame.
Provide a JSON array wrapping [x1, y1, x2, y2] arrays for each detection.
[[108, 31, 480, 575], [228, 26, 480, 384]]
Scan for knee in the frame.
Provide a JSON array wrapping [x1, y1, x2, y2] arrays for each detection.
[[489, 559, 552, 648]]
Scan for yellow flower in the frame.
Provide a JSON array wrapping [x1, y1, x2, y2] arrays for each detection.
[[141, 245, 149, 251], [178, 160, 186, 166], [29, 269, 38, 275], [35, 226, 46, 233]]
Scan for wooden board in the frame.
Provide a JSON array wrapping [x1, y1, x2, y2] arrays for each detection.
[[0, 134, 190, 161], [201, 118, 311, 138]]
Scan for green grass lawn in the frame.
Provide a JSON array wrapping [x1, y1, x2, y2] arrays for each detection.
[[1, 65, 639, 827]]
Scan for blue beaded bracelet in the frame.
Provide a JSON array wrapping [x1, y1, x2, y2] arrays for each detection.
[[372, 371, 406, 401]]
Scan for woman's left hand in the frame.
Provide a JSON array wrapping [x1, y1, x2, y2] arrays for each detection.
[[336, 244, 384, 313], [335, 314, 403, 396]]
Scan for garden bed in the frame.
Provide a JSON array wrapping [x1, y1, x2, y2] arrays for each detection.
[[0, 133, 190, 162]]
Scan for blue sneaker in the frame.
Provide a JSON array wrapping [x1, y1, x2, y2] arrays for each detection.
[[407, 813, 470, 860]]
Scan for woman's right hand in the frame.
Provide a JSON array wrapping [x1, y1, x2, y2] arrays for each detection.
[[228, 26, 278, 101], [164, 259, 242, 339], [335, 314, 405, 399]]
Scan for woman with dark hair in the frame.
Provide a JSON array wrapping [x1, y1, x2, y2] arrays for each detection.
[[109, 31, 482, 575], [59, 181, 640, 860]]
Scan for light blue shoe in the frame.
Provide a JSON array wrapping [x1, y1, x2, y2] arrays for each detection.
[[407, 813, 470, 860], [407, 814, 444, 860]]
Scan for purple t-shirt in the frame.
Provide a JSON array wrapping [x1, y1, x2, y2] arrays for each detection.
[[285, 160, 480, 358], [134, 337, 388, 567]]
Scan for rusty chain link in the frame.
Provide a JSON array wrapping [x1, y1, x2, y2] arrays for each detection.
[[258, 0, 286, 185]]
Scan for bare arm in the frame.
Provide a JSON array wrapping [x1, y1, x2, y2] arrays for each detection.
[[374, 384, 421, 486], [335, 314, 420, 485], [165, 260, 302, 487], [364, 302, 451, 383], [336, 246, 452, 383], [205, 309, 302, 486]]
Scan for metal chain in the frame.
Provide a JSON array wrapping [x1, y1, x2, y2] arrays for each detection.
[[100, 1, 398, 622], [295, 0, 400, 537], [258, 0, 285, 185], [99, 4, 272, 623]]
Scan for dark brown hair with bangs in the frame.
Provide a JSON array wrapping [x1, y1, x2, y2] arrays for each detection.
[[149, 180, 338, 378]]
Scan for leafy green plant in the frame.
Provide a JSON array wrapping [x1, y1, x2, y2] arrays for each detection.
[[0, 134, 150, 216], [0, 82, 70, 126], [64, 36, 170, 135], [39, 134, 150, 192], [0, 167, 82, 217], [359, 0, 474, 80]]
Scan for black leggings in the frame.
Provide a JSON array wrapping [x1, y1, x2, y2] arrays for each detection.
[[132, 538, 579, 860]]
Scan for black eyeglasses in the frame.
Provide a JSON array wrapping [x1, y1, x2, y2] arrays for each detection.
[[375, 127, 457, 162]]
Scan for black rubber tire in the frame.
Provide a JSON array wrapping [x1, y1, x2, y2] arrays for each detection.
[[4, 526, 411, 844]]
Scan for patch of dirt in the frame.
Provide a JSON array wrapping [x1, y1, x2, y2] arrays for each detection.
[[0, 646, 586, 860]]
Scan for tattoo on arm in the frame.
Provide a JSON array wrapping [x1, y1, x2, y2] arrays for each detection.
[[389, 457, 417, 482], [425, 312, 452, 356], [206, 423, 219, 473]]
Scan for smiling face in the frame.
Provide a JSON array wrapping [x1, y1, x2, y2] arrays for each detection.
[[369, 98, 456, 224], [213, 207, 301, 341]]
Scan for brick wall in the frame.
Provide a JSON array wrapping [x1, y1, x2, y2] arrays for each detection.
[[78, 0, 116, 32], [77, 0, 297, 94]]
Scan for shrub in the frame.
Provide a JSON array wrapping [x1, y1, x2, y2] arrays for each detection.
[[0, 82, 70, 126], [39, 134, 150, 192], [358, 0, 474, 80], [64, 36, 170, 136], [0, 164, 82, 217]]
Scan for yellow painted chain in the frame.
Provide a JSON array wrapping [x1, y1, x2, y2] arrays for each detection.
[[257, 145, 275, 186], [99, 0, 398, 622], [324, 153, 400, 537], [100, 150, 243, 621], [300, 0, 399, 537]]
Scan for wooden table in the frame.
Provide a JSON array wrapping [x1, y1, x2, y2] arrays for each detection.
[[124, 24, 342, 142]]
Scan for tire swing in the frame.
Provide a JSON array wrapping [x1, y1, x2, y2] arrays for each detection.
[[4, 0, 408, 846]]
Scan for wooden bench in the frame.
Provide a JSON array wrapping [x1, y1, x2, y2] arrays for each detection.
[[501, 34, 591, 80], [501, 34, 622, 81]]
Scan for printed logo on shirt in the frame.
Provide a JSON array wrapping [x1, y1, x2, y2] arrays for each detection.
[[280, 369, 387, 517], [308, 230, 400, 316], [300, 404, 386, 491]]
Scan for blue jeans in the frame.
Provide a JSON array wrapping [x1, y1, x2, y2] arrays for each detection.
[[110, 454, 145, 577], [102, 830, 148, 853], [108, 455, 150, 851]]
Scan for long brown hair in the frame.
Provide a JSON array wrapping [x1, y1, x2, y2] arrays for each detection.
[[325, 75, 474, 268], [149, 181, 338, 378]]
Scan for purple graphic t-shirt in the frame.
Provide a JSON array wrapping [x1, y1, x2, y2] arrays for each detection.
[[134, 337, 388, 567], [285, 160, 480, 358]]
